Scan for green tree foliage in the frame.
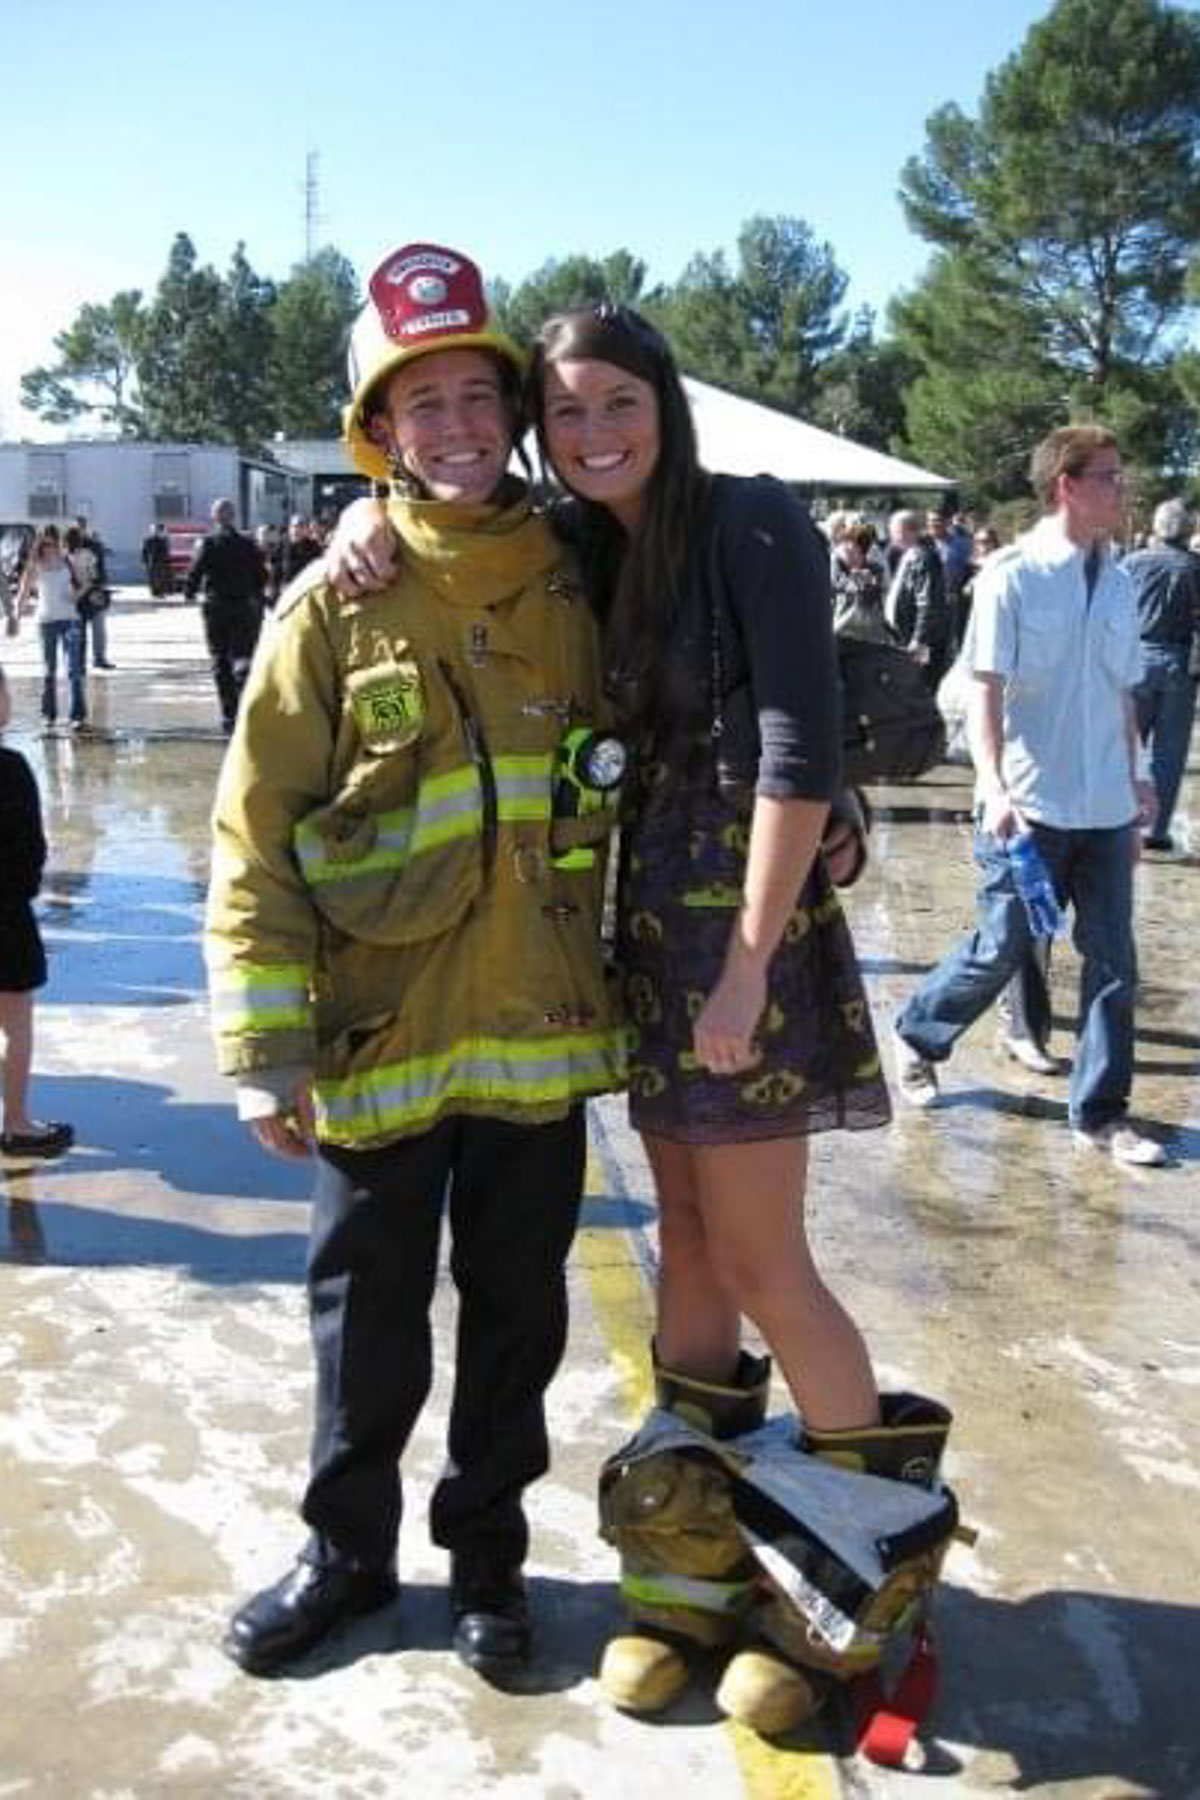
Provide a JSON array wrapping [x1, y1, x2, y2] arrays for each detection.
[[490, 251, 650, 344], [808, 309, 922, 453], [21, 238, 359, 450], [136, 236, 281, 448], [895, 0, 1200, 503], [891, 254, 1065, 500], [210, 245, 278, 449], [1176, 258, 1200, 458], [268, 249, 360, 438], [654, 215, 849, 413], [125, 235, 232, 442], [20, 292, 146, 434]]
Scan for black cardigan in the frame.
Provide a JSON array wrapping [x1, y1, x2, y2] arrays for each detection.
[[664, 473, 842, 802]]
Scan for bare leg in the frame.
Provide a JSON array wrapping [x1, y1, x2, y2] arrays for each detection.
[[682, 1134, 877, 1431], [646, 1131, 742, 1381], [0, 992, 35, 1136]]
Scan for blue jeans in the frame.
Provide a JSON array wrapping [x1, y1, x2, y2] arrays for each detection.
[[1133, 643, 1196, 839], [897, 821, 1136, 1130], [40, 619, 86, 724]]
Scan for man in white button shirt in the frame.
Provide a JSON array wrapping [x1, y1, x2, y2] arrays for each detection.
[[892, 425, 1167, 1167]]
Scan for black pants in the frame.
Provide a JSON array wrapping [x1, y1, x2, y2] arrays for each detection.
[[201, 597, 261, 732], [302, 1109, 586, 1572]]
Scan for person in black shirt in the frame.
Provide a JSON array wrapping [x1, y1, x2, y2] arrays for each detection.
[[280, 515, 323, 589], [184, 499, 266, 734], [885, 510, 951, 689], [142, 523, 172, 597], [0, 664, 73, 1158], [1123, 497, 1200, 851]]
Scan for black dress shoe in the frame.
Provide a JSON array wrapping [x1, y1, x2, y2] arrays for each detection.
[[450, 1559, 531, 1683], [223, 1556, 398, 1675], [1, 1122, 73, 1159]]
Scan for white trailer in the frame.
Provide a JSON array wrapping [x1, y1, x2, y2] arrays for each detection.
[[0, 441, 308, 582]]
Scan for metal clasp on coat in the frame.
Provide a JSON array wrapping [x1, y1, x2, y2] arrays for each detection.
[[520, 697, 572, 723], [545, 571, 582, 603], [514, 845, 546, 884], [544, 1004, 596, 1027]]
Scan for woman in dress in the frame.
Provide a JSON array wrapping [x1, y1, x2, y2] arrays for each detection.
[[528, 305, 890, 1434]]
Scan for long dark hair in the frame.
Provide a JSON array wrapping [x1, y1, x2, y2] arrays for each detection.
[[528, 305, 708, 726]]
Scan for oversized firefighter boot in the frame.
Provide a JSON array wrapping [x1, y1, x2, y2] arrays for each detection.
[[715, 1393, 956, 1740], [597, 1349, 771, 1715]]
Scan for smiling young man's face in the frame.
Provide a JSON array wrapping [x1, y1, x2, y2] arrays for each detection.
[[375, 348, 514, 503], [540, 358, 661, 533]]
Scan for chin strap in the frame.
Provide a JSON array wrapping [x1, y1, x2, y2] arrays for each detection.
[[852, 1625, 939, 1768]]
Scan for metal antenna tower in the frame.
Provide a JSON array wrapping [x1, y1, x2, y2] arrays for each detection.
[[304, 150, 322, 261]]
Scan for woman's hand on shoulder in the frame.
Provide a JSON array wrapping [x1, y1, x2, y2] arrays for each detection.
[[325, 498, 399, 597]]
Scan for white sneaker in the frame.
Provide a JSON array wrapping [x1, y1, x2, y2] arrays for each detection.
[[1073, 1122, 1168, 1167], [892, 1027, 940, 1107], [999, 1032, 1060, 1076]]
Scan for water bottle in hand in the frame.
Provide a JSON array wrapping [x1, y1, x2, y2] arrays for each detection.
[[1008, 831, 1062, 939]]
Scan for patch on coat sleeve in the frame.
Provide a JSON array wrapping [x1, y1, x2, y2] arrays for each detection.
[[346, 659, 424, 750]]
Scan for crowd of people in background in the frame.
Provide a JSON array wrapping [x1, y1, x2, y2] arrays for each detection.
[[0, 516, 113, 733], [820, 494, 1200, 864], [826, 502, 998, 676]]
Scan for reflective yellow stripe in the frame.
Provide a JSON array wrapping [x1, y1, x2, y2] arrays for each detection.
[[209, 962, 311, 1030], [316, 1032, 625, 1142], [294, 754, 559, 887], [294, 766, 481, 886], [621, 1570, 755, 1617], [682, 884, 744, 908], [494, 752, 554, 822]]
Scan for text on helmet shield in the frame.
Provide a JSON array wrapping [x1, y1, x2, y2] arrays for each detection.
[[397, 309, 471, 338], [382, 250, 462, 283]]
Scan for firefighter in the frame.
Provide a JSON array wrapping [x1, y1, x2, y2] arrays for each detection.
[[206, 242, 625, 1684]]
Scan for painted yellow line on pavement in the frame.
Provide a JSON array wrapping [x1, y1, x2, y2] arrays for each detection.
[[579, 1153, 840, 1800]]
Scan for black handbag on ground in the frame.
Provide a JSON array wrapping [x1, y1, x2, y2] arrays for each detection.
[[836, 636, 946, 784], [706, 509, 945, 791]]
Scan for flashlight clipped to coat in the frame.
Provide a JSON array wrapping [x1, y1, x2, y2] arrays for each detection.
[[551, 726, 626, 869]]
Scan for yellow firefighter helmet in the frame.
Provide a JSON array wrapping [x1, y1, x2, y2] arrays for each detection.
[[343, 242, 526, 482]]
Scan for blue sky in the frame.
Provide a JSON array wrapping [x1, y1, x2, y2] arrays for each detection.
[[0, 0, 1072, 435]]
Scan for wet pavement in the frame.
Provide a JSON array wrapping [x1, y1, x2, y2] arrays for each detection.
[[1, 594, 1197, 1798]]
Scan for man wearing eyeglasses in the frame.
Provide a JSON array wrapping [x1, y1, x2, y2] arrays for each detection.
[[892, 425, 1167, 1166]]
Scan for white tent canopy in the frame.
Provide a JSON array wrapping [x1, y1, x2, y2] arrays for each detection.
[[681, 376, 951, 491]]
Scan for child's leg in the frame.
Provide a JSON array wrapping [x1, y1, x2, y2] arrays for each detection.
[[0, 991, 35, 1135]]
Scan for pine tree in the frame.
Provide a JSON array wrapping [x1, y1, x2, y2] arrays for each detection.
[[894, 0, 1200, 503]]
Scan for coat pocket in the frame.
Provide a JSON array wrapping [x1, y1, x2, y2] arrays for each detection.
[[294, 762, 485, 947]]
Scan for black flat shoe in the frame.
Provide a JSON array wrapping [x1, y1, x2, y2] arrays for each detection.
[[450, 1559, 531, 1684], [1, 1122, 74, 1159], [224, 1556, 398, 1675]]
